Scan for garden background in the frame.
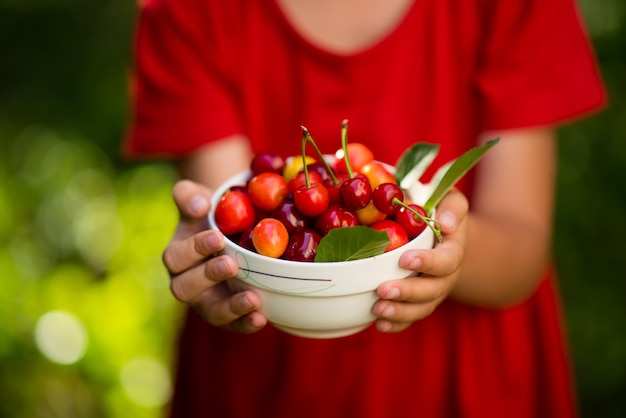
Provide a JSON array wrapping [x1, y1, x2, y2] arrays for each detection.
[[1, 0, 624, 417]]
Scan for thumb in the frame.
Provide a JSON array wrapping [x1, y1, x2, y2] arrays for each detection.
[[172, 180, 214, 235]]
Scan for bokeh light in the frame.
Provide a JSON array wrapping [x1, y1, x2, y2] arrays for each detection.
[[34, 310, 88, 365], [120, 357, 172, 408]]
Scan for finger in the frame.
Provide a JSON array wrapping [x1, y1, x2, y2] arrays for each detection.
[[173, 179, 213, 219], [398, 236, 464, 278], [375, 318, 413, 334], [193, 286, 266, 329], [377, 275, 449, 305], [172, 180, 213, 238], [163, 229, 225, 275], [434, 188, 468, 234], [169, 255, 238, 303], [228, 311, 268, 334]]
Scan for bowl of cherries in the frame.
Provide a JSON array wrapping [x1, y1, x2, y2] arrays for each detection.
[[208, 121, 498, 338]]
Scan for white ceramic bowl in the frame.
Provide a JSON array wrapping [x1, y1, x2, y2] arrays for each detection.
[[208, 169, 435, 339]]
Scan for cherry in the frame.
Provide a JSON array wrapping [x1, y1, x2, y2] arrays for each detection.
[[250, 151, 285, 176], [288, 170, 324, 195], [334, 142, 375, 173], [294, 182, 330, 218], [237, 227, 256, 252], [271, 201, 309, 234], [252, 218, 289, 258], [314, 204, 359, 236], [306, 161, 333, 183], [372, 183, 404, 215], [214, 190, 256, 236], [247, 172, 289, 211], [360, 161, 396, 189], [325, 173, 350, 204], [356, 200, 387, 226], [283, 155, 316, 181], [283, 228, 322, 262], [394, 203, 429, 239], [339, 176, 372, 210], [370, 219, 409, 252]]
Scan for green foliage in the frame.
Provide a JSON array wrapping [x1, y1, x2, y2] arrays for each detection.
[[0, 0, 625, 417]]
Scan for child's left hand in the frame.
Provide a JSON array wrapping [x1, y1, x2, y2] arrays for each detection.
[[373, 189, 468, 333]]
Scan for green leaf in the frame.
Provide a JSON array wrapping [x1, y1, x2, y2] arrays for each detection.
[[423, 138, 499, 213], [314, 226, 390, 262], [394, 143, 440, 189]]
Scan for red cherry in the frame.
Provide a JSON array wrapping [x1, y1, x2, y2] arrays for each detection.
[[325, 173, 350, 203], [247, 172, 289, 211], [252, 218, 289, 258], [339, 176, 372, 210], [271, 201, 309, 234], [372, 183, 404, 215], [314, 204, 359, 236], [294, 183, 330, 217], [283, 228, 322, 262], [214, 190, 256, 236], [288, 170, 324, 195], [237, 228, 256, 252], [394, 204, 428, 239], [250, 151, 285, 176], [370, 219, 409, 252], [306, 161, 333, 183], [334, 142, 375, 173]]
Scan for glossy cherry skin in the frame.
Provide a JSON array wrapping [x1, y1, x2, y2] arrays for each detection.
[[325, 173, 350, 204], [214, 190, 256, 236], [252, 218, 289, 258], [356, 200, 387, 226], [372, 182, 404, 215], [271, 201, 309, 234], [314, 204, 359, 236], [283, 228, 322, 262], [394, 204, 428, 239], [237, 227, 256, 252], [334, 142, 375, 173], [306, 161, 333, 183], [360, 161, 396, 189], [370, 219, 409, 252], [339, 176, 372, 210], [294, 183, 330, 217], [288, 170, 324, 195], [250, 151, 285, 176], [247, 172, 289, 211]]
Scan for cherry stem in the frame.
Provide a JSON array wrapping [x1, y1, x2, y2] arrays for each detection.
[[341, 119, 355, 179], [392, 197, 443, 243], [301, 125, 340, 185]]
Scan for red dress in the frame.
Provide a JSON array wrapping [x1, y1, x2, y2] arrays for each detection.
[[126, 1, 606, 417]]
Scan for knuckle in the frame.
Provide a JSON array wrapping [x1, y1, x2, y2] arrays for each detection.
[[170, 278, 192, 303], [162, 247, 180, 274]]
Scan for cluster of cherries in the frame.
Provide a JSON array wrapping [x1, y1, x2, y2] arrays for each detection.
[[213, 123, 435, 262]]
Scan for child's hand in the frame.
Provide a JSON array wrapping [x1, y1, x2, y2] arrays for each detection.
[[162, 180, 267, 333], [373, 189, 469, 333]]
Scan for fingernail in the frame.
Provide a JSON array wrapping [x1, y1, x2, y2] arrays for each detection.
[[216, 258, 234, 275], [384, 287, 400, 299], [205, 232, 222, 250], [401, 253, 422, 270], [438, 210, 456, 231], [238, 293, 254, 311], [189, 195, 210, 215], [379, 303, 395, 319]]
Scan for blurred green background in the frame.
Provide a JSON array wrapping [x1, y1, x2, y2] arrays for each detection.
[[0, 0, 624, 417]]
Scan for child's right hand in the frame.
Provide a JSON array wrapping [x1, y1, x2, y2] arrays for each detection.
[[162, 180, 268, 333]]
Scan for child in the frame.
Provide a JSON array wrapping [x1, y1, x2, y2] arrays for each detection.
[[125, 0, 606, 416]]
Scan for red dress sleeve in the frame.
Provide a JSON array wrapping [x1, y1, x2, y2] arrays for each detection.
[[123, 0, 243, 158], [476, 0, 606, 131]]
